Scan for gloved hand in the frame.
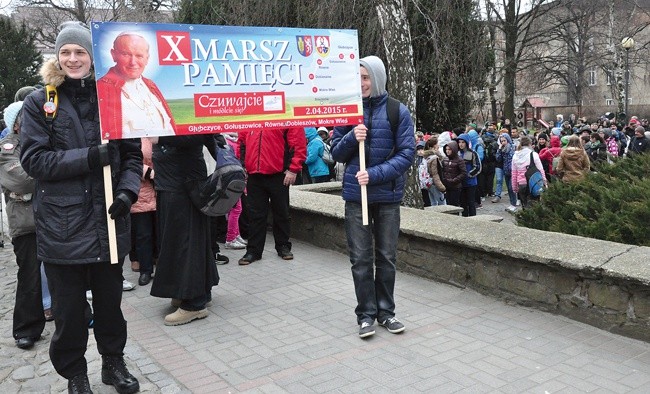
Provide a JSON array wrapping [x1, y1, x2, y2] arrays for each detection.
[[108, 191, 133, 219], [88, 144, 110, 169]]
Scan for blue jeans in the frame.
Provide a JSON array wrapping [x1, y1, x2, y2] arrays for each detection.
[[495, 168, 517, 206], [427, 187, 446, 206], [494, 167, 504, 196], [345, 201, 400, 325]]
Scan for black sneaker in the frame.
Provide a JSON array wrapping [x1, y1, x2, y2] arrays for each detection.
[[215, 253, 229, 265], [277, 246, 293, 260], [358, 322, 375, 338], [379, 317, 405, 334]]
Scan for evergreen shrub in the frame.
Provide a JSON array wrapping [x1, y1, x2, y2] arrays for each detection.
[[516, 153, 650, 246]]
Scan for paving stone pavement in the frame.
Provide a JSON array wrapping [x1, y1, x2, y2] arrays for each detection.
[[2, 231, 650, 393]]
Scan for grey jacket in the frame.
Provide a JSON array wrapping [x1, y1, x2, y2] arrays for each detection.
[[0, 133, 35, 238]]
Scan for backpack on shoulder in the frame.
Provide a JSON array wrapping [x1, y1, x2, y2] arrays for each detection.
[[482, 135, 498, 164], [418, 156, 433, 189], [320, 139, 335, 165], [525, 152, 545, 198], [185, 143, 246, 216], [551, 153, 560, 173]]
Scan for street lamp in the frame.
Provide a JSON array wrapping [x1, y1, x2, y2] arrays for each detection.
[[621, 37, 635, 124]]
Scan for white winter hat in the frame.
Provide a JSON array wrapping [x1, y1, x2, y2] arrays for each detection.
[[3, 101, 24, 132]]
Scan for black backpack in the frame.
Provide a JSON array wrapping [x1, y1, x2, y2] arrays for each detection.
[[185, 143, 246, 216], [482, 134, 498, 163]]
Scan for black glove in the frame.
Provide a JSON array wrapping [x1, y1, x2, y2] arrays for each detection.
[[108, 192, 132, 219], [88, 144, 110, 169]]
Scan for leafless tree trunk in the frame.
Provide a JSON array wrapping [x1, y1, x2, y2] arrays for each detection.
[[375, 0, 421, 208], [485, 0, 562, 120]]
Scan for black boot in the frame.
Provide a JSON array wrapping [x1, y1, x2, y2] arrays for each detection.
[[68, 374, 93, 394], [101, 356, 140, 394]]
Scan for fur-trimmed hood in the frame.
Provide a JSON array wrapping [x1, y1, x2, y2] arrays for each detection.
[[40, 57, 95, 87]]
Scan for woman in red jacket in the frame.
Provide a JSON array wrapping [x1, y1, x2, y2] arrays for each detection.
[[539, 135, 563, 181]]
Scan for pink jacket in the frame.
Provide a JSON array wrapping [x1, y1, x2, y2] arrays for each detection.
[[511, 147, 547, 191], [131, 137, 156, 213]]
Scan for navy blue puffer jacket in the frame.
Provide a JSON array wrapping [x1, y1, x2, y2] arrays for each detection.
[[331, 93, 415, 203]]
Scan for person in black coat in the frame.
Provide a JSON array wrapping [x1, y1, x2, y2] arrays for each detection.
[[628, 126, 650, 155], [20, 22, 142, 394], [150, 134, 220, 326]]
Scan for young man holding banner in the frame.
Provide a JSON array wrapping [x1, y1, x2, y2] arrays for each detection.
[[330, 55, 415, 338], [19, 22, 142, 394]]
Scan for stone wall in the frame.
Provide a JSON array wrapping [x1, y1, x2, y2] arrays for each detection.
[[290, 183, 650, 342]]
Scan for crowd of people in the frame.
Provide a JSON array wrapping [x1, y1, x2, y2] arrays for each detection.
[[0, 21, 413, 394], [2, 19, 650, 394], [415, 112, 649, 216]]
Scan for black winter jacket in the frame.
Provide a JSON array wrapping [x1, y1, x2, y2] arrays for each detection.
[[19, 59, 142, 264]]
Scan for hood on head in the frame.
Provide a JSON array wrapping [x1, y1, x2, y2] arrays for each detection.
[[438, 131, 453, 156], [444, 141, 459, 158], [416, 140, 426, 149], [359, 56, 387, 98], [550, 135, 561, 148], [438, 131, 452, 146], [304, 127, 318, 141], [551, 127, 562, 136], [467, 130, 481, 147], [317, 126, 329, 138], [499, 133, 513, 145], [456, 133, 472, 149]]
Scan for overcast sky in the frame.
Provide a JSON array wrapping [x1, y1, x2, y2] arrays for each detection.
[[1, 0, 14, 16]]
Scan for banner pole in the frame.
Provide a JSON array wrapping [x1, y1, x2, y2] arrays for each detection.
[[101, 138, 118, 264], [359, 141, 368, 225]]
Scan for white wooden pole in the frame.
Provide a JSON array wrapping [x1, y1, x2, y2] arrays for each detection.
[[101, 139, 118, 264], [358, 140, 368, 225]]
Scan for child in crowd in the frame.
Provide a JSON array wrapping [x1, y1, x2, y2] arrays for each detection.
[[422, 137, 446, 206], [224, 133, 247, 250]]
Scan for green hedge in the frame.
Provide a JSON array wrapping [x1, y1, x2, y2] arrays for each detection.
[[516, 153, 650, 246]]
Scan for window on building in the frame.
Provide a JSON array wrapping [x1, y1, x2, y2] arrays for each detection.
[[606, 70, 613, 86], [589, 68, 597, 86], [606, 99, 614, 106]]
